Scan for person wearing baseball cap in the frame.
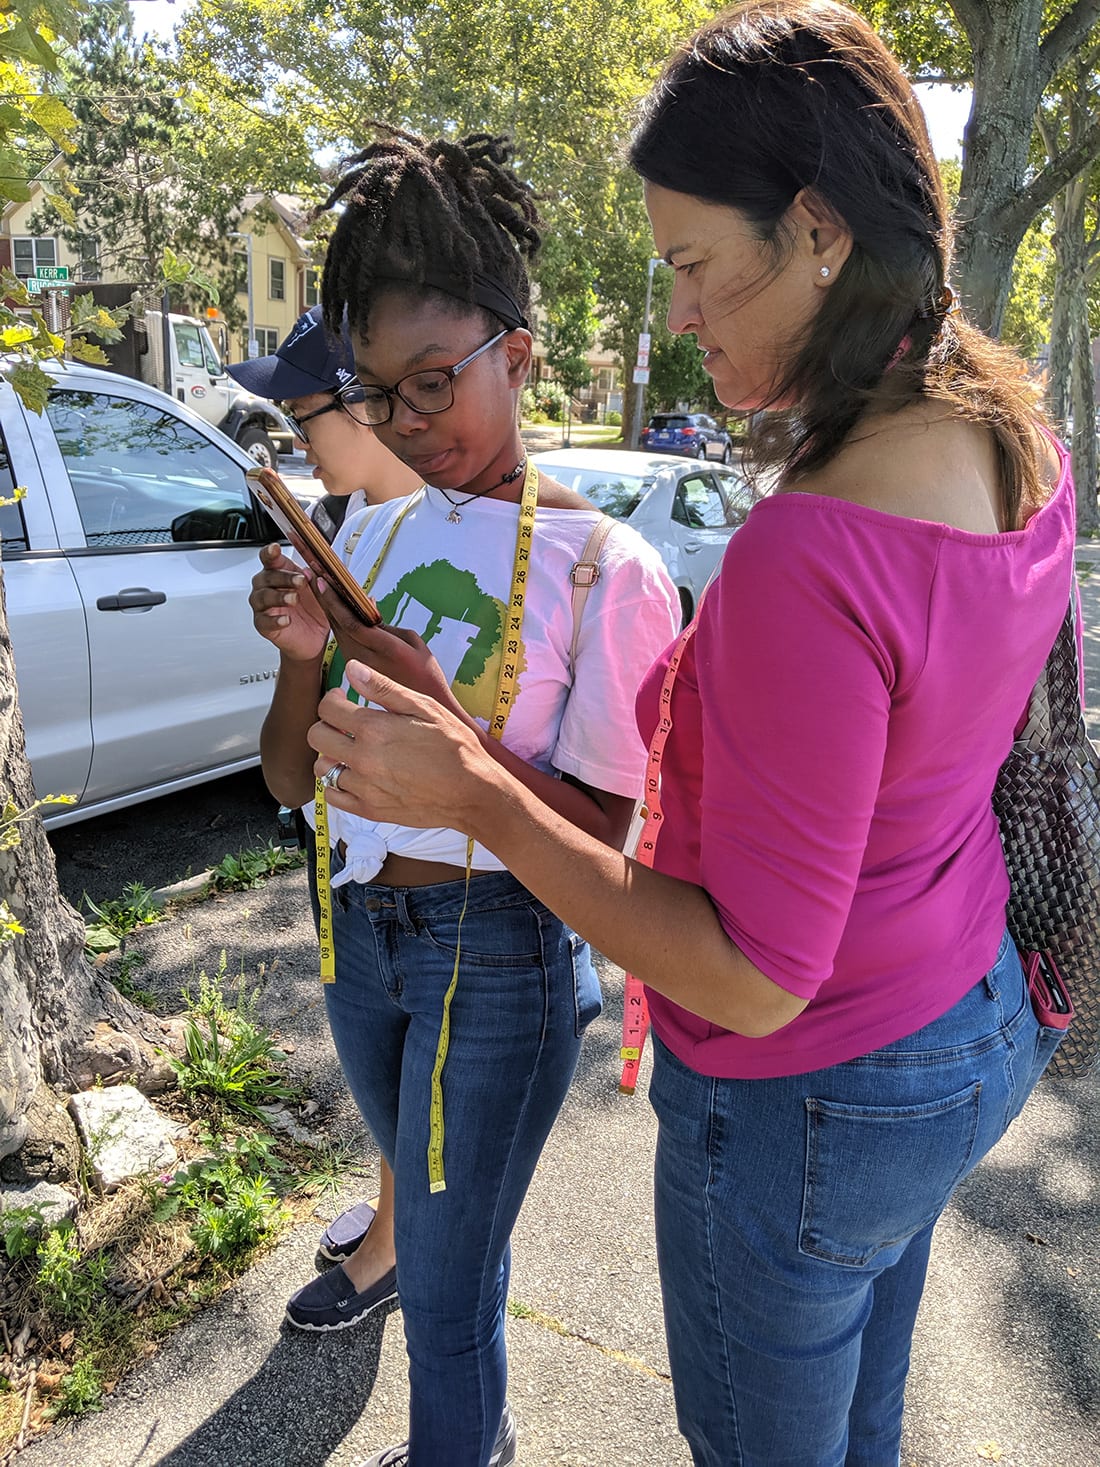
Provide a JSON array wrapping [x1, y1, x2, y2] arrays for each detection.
[[229, 305, 420, 518]]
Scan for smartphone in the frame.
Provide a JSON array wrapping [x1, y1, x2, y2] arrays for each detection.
[[1024, 949, 1075, 1030], [246, 465, 382, 628]]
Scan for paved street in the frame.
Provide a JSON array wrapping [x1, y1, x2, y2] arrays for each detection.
[[20, 541, 1100, 1467]]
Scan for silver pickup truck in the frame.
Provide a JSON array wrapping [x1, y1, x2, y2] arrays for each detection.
[[1, 360, 287, 829]]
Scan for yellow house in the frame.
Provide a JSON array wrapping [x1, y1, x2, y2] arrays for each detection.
[[0, 164, 317, 359], [228, 193, 317, 363], [0, 167, 101, 285]]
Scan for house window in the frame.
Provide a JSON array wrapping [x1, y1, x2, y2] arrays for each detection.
[[268, 258, 286, 301], [12, 236, 57, 279], [243, 327, 279, 359], [303, 267, 321, 307], [596, 367, 618, 393]]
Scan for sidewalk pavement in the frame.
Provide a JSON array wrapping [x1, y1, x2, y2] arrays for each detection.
[[16, 554, 1100, 1467]]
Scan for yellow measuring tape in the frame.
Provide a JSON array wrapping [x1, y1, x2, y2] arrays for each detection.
[[314, 463, 539, 1193], [315, 488, 424, 982]]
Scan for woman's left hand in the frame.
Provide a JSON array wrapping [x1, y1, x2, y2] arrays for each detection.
[[308, 661, 495, 833], [312, 574, 473, 724]]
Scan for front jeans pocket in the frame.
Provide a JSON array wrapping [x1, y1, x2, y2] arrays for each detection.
[[800, 1080, 982, 1267], [569, 934, 602, 1038]]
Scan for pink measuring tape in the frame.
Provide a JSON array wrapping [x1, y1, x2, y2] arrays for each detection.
[[619, 617, 698, 1094]]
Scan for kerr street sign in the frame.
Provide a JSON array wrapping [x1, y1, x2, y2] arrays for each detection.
[[35, 265, 70, 281]]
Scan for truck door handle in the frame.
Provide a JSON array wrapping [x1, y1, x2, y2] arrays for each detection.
[[96, 588, 167, 611], [684, 543, 705, 554]]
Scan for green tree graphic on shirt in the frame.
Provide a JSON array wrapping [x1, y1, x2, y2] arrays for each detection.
[[330, 560, 527, 722]]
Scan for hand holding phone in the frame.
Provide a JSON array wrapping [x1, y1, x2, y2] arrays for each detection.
[[246, 465, 382, 628]]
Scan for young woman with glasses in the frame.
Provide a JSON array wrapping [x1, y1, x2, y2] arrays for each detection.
[[249, 128, 679, 1467]]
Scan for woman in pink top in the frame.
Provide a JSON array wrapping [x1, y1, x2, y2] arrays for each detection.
[[303, 4, 1075, 1462]]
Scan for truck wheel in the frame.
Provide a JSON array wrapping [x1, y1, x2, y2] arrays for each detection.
[[238, 427, 278, 468]]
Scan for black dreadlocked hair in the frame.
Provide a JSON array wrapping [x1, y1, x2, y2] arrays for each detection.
[[318, 127, 541, 342]]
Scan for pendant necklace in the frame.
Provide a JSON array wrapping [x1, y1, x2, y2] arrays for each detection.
[[438, 457, 527, 523]]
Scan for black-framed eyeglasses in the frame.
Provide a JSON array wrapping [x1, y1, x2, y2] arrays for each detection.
[[347, 329, 509, 427], [282, 385, 367, 444]]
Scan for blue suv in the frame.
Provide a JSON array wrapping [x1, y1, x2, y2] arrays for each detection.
[[641, 412, 733, 462]]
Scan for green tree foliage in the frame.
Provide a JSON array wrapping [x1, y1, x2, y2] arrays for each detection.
[[27, 2, 318, 315], [172, 0, 711, 434], [645, 266, 719, 415], [541, 285, 598, 400], [0, 0, 128, 407]]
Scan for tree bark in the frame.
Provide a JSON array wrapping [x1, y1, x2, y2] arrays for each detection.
[[1071, 296, 1100, 533], [1047, 179, 1090, 441], [1047, 270, 1073, 434], [0, 580, 142, 1161], [950, 0, 1100, 334]]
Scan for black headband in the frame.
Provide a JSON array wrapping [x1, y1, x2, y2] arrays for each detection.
[[374, 269, 528, 331]]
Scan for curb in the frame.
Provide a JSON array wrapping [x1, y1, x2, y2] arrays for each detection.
[[149, 871, 216, 908]]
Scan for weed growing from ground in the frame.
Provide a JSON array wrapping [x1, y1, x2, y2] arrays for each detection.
[[155, 1133, 286, 1261], [46, 1356, 104, 1420], [83, 881, 162, 955], [34, 1228, 110, 1322], [107, 949, 158, 1010], [0, 1203, 46, 1262], [208, 840, 304, 893], [172, 1017, 298, 1122], [173, 951, 297, 1122]]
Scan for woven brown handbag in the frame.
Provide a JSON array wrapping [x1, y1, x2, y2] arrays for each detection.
[[991, 588, 1100, 1078]]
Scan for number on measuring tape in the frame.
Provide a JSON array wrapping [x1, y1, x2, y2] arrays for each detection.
[[618, 615, 699, 1095]]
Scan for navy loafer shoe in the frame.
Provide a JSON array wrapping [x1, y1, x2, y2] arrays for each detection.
[[285, 1261, 397, 1332], [316, 1199, 377, 1268]]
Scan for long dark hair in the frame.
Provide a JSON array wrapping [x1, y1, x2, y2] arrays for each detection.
[[629, 1, 1047, 527], [318, 127, 541, 342]]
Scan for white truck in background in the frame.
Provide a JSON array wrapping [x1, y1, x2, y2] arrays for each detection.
[[86, 282, 293, 466]]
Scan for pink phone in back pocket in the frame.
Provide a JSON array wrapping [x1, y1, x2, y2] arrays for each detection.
[[1023, 950, 1075, 1030]]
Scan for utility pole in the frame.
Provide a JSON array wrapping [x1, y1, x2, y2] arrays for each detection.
[[630, 257, 664, 449], [229, 230, 257, 359]]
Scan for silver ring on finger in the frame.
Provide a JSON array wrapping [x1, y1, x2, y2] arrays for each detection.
[[319, 761, 348, 791]]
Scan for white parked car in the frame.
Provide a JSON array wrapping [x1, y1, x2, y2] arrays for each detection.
[[1, 361, 286, 828], [533, 448, 759, 624]]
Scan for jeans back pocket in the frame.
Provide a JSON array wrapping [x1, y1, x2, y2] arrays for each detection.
[[800, 1081, 982, 1268]]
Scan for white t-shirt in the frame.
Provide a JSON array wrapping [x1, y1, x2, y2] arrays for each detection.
[[319, 484, 679, 884]]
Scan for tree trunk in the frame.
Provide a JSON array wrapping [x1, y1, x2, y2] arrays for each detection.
[[1071, 301, 1100, 533], [1048, 273, 1073, 433], [953, 0, 1046, 334], [950, 0, 1100, 335], [1049, 174, 1089, 435], [620, 363, 638, 449], [0, 582, 142, 1161]]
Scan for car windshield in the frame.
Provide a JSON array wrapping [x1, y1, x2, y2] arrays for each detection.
[[536, 464, 650, 519], [649, 416, 689, 429]]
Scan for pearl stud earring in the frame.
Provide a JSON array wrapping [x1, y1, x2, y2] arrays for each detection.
[[819, 266, 831, 278]]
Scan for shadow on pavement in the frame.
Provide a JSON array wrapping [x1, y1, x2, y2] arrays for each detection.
[[149, 1308, 394, 1467], [948, 1073, 1100, 1423]]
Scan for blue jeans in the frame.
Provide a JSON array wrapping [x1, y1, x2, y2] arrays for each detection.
[[649, 933, 1063, 1467], [324, 868, 601, 1467]]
